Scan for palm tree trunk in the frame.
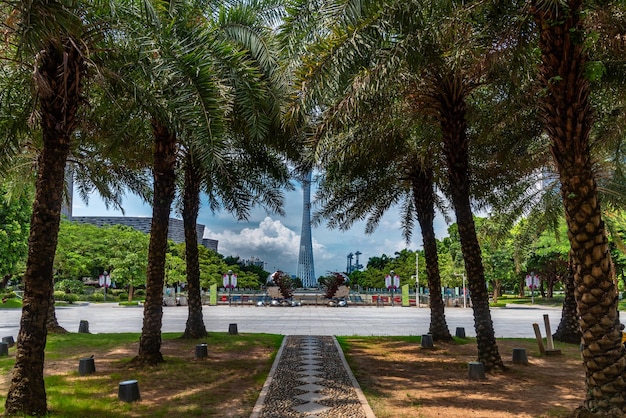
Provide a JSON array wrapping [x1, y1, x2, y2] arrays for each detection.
[[135, 120, 177, 365], [410, 165, 452, 341], [553, 251, 581, 344], [4, 39, 83, 416], [47, 291, 67, 334], [182, 154, 207, 339], [437, 74, 503, 371], [531, 1, 625, 413]]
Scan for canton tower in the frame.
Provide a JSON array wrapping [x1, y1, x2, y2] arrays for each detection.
[[297, 171, 316, 287]]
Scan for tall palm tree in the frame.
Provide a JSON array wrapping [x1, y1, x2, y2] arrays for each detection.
[[109, 0, 291, 360], [0, 0, 107, 412], [290, 0, 539, 370], [530, 0, 626, 412]]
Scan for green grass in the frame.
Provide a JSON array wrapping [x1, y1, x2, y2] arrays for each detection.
[[0, 299, 22, 309], [0, 332, 283, 417]]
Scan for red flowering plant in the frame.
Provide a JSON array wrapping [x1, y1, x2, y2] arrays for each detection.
[[320, 272, 349, 299], [268, 271, 293, 299]]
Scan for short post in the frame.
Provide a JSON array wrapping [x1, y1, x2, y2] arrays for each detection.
[[0, 342, 8, 356], [195, 343, 208, 358], [78, 320, 90, 334], [512, 348, 528, 365], [2, 336, 15, 348], [455, 327, 466, 338], [532, 323, 546, 354], [78, 357, 96, 375], [468, 361, 485, 380], [421, 334, 434, 348], [228, 323, 238, 335], [118, 380, 141, 402], [542, 314, 562, 355]]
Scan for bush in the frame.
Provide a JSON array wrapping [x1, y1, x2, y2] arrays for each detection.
[[53, 291, 66, 301], [110, 289, 124, 296], [118, 292, 129, 301], [65, 293, 80, 304], [134, 289, 146, 296], [3, 291, 17, 299], [54, 279, 84, 294], [89, 293, 105, 302]]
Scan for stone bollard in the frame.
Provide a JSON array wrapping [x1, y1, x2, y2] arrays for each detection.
[[455, 327, 466, 338], [78, 357, 96, 375], [512, 348, 529, 365], [420, 334, 434, 348], [2, 336, 15, 348], [228, 323, 238, 335], [78, 320, 90, 334], [118, 380, 141, 402], [195, 343, 208, 358], [0, 342, 8, 356], [468, 361, 485, 380]]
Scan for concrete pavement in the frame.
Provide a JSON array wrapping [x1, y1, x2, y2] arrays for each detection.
[[0, 303, 562, 340]]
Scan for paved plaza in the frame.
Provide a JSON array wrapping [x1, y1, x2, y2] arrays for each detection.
[[0, 303, 562, 339]]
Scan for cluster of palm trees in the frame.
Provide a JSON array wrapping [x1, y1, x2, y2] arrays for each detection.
[[1, 0, 625, 415]]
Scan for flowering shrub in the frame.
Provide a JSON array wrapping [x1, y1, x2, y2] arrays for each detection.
[[320, 272, 348, 299], [268, 271, 293, 299]]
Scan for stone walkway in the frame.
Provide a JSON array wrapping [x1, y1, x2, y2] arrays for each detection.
[[250, 335, 376, 418]]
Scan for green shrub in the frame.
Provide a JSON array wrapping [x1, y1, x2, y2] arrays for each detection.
[[134, 289, 146, 296], [119, 301, 139, 306], [3, 291, 17, 299], [88, 293, 105, 302], [53, 291, 66, 301], [54, 279, 84, 294], [110, 289, 124, 296], [65, 293, 79, 304], [118, 292, 129, 301]]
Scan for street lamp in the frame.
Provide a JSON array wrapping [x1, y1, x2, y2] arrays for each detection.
[[223, 270, 237, 306], [453, 273, 467, 308], [385, 270, 400, 306]]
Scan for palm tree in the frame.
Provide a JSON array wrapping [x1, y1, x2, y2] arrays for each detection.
[[0, 0, 115, 411], [290, 0, 543, 370], [530, 1, 626, 412]]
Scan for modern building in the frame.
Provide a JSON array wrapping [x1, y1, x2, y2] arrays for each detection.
[[73, 216, 207, 246], [297, 171, 316, 287]]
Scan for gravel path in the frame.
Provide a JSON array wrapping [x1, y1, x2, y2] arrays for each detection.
[[251, 335, 376, 418]]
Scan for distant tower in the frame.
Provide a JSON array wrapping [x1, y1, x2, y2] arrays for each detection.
[[297, 171, 316, 287]]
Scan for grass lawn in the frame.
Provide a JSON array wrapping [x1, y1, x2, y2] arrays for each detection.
[[0, 331, 586, 418], [0, 332, 282, 417]]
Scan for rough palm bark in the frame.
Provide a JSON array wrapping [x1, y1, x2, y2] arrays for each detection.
[[436, 74, 504, 371], [531, 0, 626, 414], [47, 292, 67, 334], [182, 154, 207, 339], [553, 251, 581, 344], [5, 39, 84, 415], [410, 164, 452, 341], [134, 120, 177, 365]]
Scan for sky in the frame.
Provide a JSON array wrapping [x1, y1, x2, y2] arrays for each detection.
[[71, 180, 451, 278]]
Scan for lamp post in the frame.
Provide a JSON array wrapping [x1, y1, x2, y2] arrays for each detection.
[[385, 270, 400, 306], [223, 270, 237, 307], [415, 254, 419, 308]]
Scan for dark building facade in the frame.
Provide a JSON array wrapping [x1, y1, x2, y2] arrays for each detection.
[[73, 216, 207, 246]]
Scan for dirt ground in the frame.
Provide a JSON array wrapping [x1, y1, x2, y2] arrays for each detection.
[[344, 337, 585, 418], [1, 336, 585, 417]]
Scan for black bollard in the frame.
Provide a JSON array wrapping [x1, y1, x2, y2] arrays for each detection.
[[455, 327, 466, 338], [0, 342, 8, 356], [420, 334, 434, 348], [118, 380, 141, 402], [78, 320, 90, 334], [468, 362, 486, 380], [78, 357, 96, 375], [2, 336, 15, 348], [228, 323, 238, 335], [195, 344, 208, 358]]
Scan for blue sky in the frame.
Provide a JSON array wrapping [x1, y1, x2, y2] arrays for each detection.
[[72, 181, 451, 277]]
